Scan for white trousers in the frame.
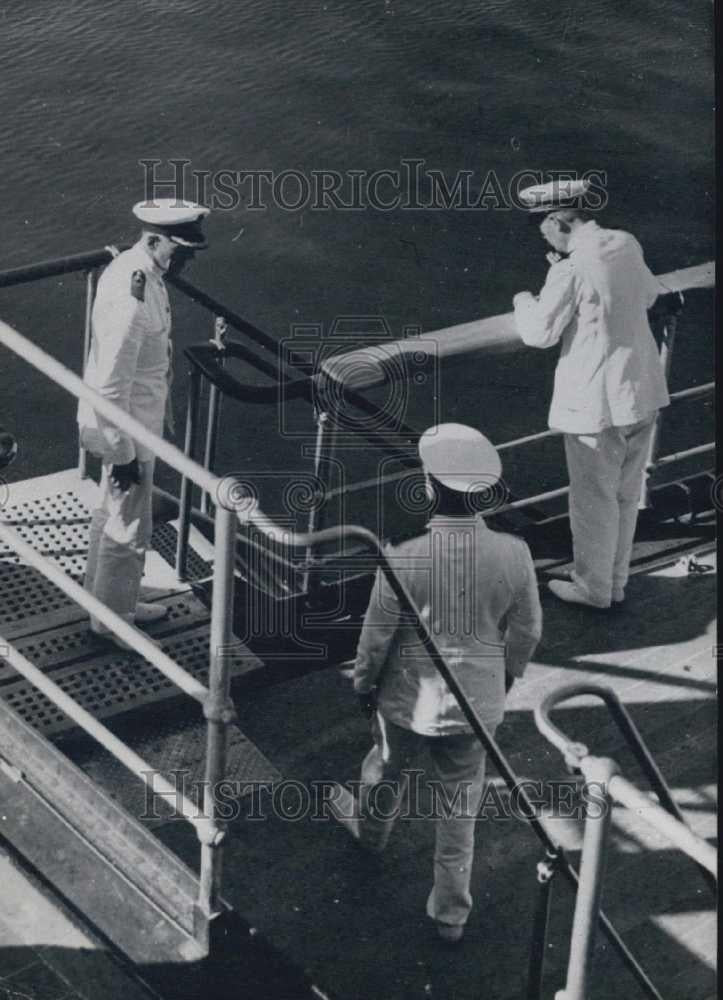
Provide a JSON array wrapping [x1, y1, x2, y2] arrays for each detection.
[[84, 460, 155, 630], [358, 713, 489, 927], [564, 417, 656, 606]]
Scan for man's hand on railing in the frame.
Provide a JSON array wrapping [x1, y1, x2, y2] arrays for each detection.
[[649, 290, 684, 320], [110, 458, 141, 492]]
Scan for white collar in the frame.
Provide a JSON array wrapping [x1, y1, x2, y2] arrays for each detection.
[[568, 219, 599, 254]]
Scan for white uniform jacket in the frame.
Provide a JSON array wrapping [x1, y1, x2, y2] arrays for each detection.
[[354, 516, 542, 736], [513, 222, 670, 434], [77, 242, 172, 465]]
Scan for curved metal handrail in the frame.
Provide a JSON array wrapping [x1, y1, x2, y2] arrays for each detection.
[[535, 682, 717, 887], [184, 342, 310, 404], [213, 486, 666, 1000], [535, 682, 716, 1000]]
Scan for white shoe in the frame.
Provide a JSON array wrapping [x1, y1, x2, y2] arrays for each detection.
[[548, 580, 610, 609], [134, 602, 169, 625]]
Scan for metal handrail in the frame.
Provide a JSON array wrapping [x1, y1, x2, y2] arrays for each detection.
[[0, 315, 236, 950], [606, 773, 716, 875], [0, 245, 127, 288], [0, 520, 209, 703], [212, 485, 666, 1000], [536, 682, 718, 887], [1, 245, 713, 534], [0, 320, 220, 496], [0, 636, 214, 841], [317, 262, 715, 391], [535, 682, 717, 1000]]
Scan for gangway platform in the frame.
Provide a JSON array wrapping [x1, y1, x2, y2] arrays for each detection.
[[0, 469, 265, 740], [0, 467, 281, 878], [177, 541, 716, 1000]]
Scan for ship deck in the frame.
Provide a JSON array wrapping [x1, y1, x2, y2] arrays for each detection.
[[0, 467, 717, 1000], [166, 535, 717, 1000]]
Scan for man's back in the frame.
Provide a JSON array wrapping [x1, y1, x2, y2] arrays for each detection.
[[354, 515, 542, 734], [515, 221, 670, 433]]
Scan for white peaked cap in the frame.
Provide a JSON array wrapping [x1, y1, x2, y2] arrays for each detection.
[[418, 423, 502, 492], [519, 177, 591, 213], [132, 199, 210, 248], [132, 198, 210, 224]]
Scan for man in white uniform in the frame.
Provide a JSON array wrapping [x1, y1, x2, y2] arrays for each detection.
[[512, 179, 669, 608], [78, 199, 210, 648], [334, 425, 542, 941]]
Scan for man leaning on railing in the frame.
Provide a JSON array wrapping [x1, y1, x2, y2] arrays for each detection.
[[77, 199, 210, 651], [512, 177, 673, 610]]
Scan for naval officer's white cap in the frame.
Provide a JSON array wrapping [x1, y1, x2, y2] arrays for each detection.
[[418, 423, 502, 493], [519, 177, 590, 214], [132, 198, 210, 248]]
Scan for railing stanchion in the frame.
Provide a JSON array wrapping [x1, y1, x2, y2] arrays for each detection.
[[200, 316, 228, 515], [641, 314, 678, 507], [302, 409, 333, 597], [78, 268, 97, 479], [196, 498, 237, 951], [555, 758, 617, 1000], [176, 367, 203, 580], [527, 848, 560, 1000]]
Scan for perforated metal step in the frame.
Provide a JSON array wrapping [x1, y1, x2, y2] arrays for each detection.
[[0, 488, 92, 579], [151, 520, 213, 580], [76, 714, 281, 824], [0, 471, 264, 739], [0, 560, 80, 639], [0, 622, 261, 736], [0, 590, 211, 683]]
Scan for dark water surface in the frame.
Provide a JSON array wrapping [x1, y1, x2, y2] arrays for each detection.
[[0, 0, 714, 529]]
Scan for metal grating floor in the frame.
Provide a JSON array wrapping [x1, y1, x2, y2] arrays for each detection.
[[0, 614, 261, 736], [76, 714, 281, 824], [0, 469, 274, 790], [0, 488, 92, 579], [151, 520, 213, 580]]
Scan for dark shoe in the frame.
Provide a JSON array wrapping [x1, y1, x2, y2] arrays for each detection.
[[436, 922, 464, 943]]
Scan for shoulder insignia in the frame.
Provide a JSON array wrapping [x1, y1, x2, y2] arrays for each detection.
[[130, 270, 146, 302]]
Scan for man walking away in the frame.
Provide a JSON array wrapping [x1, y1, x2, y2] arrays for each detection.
[[333, 424, 542, 942]]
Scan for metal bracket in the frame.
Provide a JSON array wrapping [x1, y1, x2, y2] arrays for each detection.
[[677, 553, 714, 575], [203, 694, 237, 726]]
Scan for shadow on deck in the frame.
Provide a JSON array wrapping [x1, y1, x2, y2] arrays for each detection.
[[152, 555, 717, 1000]]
